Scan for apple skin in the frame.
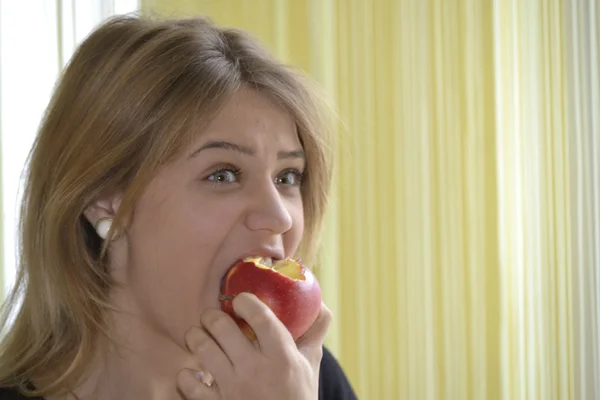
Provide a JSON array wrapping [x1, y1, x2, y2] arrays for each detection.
[[219, 257, 322, 341]]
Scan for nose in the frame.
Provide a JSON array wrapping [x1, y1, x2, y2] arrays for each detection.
[[244, 182, 293, 234]]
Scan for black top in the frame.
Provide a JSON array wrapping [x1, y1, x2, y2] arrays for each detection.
[[0, 346, 358, 399]]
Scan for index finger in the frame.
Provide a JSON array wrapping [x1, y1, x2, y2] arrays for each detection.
[[231, 292, 295, 357]]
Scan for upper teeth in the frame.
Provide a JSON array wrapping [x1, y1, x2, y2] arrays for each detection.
[[261, 257, 273, 266]]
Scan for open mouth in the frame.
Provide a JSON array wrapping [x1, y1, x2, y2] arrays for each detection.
[[228, 256, 306, 280], [218, 255, 307, 300], [243, 255, 279, 268]]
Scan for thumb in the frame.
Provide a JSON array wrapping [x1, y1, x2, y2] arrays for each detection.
[[295, 302, 333, 366]]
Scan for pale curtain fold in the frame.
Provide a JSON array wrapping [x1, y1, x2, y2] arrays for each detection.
[[564, 1, 600, 399]]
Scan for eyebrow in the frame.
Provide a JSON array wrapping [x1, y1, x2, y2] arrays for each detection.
[[188, 140, 305, 160]]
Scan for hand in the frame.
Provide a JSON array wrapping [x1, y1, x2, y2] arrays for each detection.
[[176, 292, 332, 400]]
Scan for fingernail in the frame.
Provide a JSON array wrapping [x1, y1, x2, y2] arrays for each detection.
[[196, 370, 215, 386], [177, 368, 202, 393]]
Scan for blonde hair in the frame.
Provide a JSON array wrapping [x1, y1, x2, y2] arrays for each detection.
[[0, 14, 333, 397]]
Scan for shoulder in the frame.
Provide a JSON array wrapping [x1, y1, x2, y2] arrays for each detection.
[[318, 346, 359, 400], [0, 387, 40, 400], [0, 387, 20, 399]]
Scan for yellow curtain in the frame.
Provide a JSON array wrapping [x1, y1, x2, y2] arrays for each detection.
[[494, 1, 573, 399], [138, 1, 597, 399]]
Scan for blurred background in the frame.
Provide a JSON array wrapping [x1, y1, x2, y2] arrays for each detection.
[[1, 1, 599, 399]]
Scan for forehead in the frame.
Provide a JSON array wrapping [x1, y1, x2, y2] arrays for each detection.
[[193, 89, 301, 149]]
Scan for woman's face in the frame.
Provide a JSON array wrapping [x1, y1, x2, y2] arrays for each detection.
[[101, 88, 306, 344]]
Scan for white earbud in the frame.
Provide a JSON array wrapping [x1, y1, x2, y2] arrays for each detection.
[[95, 218, 113, 240]]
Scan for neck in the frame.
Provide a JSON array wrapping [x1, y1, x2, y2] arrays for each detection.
[[61, 294, 202, 400]]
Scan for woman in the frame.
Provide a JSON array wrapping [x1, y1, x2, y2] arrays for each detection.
[[0, 14, 357, 400]]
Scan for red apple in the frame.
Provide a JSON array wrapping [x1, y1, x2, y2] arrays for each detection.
[[219, 256, 322, 341]]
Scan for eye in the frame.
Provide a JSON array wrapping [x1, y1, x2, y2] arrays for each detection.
[[206, 167, 241, 184], [275, 169, 304, 186]]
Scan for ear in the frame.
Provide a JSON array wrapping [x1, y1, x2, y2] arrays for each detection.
[[83, 194, 122, 229]]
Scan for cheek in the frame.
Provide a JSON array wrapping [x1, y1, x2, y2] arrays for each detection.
[[284, 200, 305, 255], [121, 192, 239, 335]]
